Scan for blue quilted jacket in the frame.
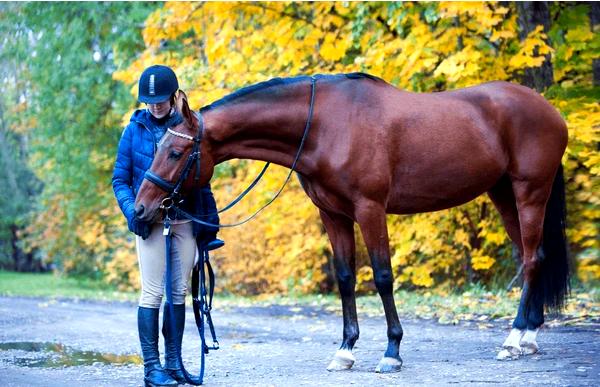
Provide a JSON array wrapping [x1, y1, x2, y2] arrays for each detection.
[[112, 109, 218, 237]]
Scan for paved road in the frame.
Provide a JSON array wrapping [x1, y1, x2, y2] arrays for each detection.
[[0, 296, 598, 386]]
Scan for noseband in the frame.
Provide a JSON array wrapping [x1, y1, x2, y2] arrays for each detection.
[[143, 115, 204, 208]]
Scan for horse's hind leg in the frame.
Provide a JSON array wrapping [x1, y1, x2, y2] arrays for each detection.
[[513, 180, 554, 353], [319, 209, 360, 371], [495, 178, 553, 360], [488, 177, 528, 359], [355, 201, 403, 373]]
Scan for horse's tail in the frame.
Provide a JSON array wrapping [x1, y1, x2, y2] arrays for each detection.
[[531, 164, 570, 311]]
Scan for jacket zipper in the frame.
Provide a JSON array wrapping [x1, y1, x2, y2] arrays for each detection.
[[135, 120, 157, 155]]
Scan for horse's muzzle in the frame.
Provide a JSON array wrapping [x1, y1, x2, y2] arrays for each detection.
[[134, 204, 146, 220]]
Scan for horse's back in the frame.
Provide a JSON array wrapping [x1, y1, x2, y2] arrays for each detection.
[[315, 77, 567, 214]]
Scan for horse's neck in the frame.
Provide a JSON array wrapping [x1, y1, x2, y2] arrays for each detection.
[[205, 97, 310, 170]]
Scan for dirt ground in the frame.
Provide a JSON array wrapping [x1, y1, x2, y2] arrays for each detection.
[[0, 296, 598, 386]]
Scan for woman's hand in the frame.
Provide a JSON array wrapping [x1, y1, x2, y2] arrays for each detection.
[[128, 217, 151, 240]]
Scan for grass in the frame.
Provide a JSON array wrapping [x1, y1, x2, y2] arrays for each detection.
[[218, 285, 600, 327], [0, 270, 137, 302], [1, 271, 597, 326]]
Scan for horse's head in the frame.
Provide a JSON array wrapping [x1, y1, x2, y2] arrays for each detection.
[[134, 90, 215, 223]]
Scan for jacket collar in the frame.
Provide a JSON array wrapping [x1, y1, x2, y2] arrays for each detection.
[[131, 108, 184, 129]]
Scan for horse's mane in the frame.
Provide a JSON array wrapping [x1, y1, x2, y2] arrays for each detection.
[[201, 72, 382, 112]]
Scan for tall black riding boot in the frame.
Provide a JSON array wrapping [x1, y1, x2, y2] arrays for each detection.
[[163, 303, 187, 383], [138, 307, 178, 387]]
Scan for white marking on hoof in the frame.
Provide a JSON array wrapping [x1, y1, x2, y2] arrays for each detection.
[[503, 328, 524, 348], [497, 328, 524, 360], [375, 357, 403, 373], [326, 349, 355, 371], [496, 347, 521, 360], [520, 329, 539, 355]]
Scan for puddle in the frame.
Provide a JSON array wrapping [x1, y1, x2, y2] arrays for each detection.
[[0, 342, 142, 368]]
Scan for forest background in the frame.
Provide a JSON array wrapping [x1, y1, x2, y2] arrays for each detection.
[[1, 2, 598, 298]]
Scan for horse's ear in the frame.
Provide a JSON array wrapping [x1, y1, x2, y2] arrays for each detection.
[[175, 90, 194, 126]]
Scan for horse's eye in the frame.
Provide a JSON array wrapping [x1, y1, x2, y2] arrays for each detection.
[[169, 150, 183, 160]]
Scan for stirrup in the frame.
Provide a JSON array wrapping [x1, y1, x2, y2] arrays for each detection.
[[205, 238, 225, 251]]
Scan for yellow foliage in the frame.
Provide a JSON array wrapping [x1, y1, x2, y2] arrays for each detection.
[[410, 265, 435, 288], [471, 251, 496, 271], [355, 265, 374, 293], [508, 25, 553, 70], [320, 33, 350, 62], [577, 259, 600, 283], [434, 48, 481, 83], [454, 229, 471, 249], [105, 248, 140, 292]]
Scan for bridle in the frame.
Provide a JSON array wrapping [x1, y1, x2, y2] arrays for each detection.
[[143, 115, 204, 211]]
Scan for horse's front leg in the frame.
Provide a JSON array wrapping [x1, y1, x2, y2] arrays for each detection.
[[319, 209, 359, 371], [355, 201, 403, 373]]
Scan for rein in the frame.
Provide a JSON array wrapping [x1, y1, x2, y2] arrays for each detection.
[[147, 76, 317, 385], [163, 216, 218, 386]]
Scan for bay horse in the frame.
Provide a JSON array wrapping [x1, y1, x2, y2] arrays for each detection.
[[134, 73, 569, 372]]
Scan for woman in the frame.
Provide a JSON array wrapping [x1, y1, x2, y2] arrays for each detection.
[[112, 65, 222, 387]]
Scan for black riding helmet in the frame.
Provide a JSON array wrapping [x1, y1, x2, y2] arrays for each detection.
[[138, 65, 179, 104]]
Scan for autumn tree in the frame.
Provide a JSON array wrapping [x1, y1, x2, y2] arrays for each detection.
[[0, 2, 155, 277], [516, 1, 554, 91], [0, 3, 43, 271]]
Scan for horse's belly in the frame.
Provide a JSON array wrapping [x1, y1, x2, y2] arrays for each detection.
[[385, 105, 508, 214], [387, 167, 504, 215]]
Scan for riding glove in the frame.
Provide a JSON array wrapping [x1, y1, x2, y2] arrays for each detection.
[[128, 216, 151, 240]]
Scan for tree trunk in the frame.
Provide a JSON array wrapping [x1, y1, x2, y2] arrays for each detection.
[[592, 2, 600, 87], [516, 1, 554, 92]]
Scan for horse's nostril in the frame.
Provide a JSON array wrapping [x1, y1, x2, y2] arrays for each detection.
[[135, 205, 145, 219]]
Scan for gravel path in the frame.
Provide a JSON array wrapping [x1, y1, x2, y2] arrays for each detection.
[[0, 296, 598, 386]]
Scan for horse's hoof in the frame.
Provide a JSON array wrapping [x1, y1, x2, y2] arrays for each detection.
[[496, 346, 521, 361], [375, 357, 403, 373], [520, 329, 539, 355], [326, 349, 355, 371], [520, 341, 539, 355]]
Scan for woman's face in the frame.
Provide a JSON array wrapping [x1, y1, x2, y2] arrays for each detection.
[[147, 99, 171, 119]]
